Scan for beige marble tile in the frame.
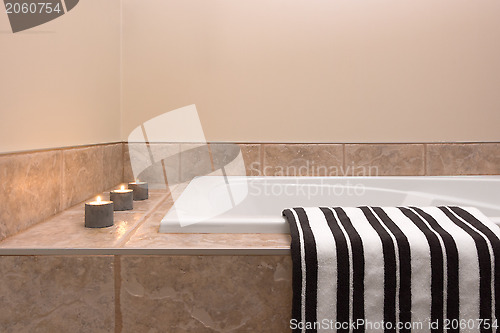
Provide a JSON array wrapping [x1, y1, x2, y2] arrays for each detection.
[[179, 143, 214, 181], [0, 256, 114, 332], [123, 143, 135, 183], [102, 143, 124, 190], [263, 144, 343, 176], [208, 143, 251, 176], [239, 143, 262, 176], [125, 143, 181, 188], [0, 150, 62, 241], [427, 143, 500, 175], [345, 144, 425, 176], [120, 255, 292, 333], [0, 190, 168, 249], [62, 146, 104, 210]]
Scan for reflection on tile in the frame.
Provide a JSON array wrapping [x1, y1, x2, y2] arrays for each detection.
[[0, 256, 114, 332], [0, 150, 62, 241], [124, 200, 291, 250], [263, 144, 343, 176], [102, 143, 124, 190], [345, 144, 425, 176], [0, 190, 168, 249], [120, 255, 292, 332], [427, 143, 500, 175], [62, 146, 104, 210]]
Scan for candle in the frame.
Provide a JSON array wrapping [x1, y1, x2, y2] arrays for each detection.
[[85, 196, 114, 228], [128, 179, 148, 201], [110, 185, 134, 211]]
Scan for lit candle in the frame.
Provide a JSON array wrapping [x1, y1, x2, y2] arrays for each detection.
[[85, 195, 114, 228], [128, 179, 149, 201], [110, 185, 134, 211]]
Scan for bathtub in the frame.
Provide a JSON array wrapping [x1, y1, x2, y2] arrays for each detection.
[[159, 176, 500, 234]]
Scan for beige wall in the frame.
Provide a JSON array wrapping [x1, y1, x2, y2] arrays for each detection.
[[0, 0, 121, 153], [122, 0, 500, 143]]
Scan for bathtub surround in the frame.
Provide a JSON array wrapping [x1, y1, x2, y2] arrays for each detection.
[[1, 142, 500, 242], [2, 164, 500, 331]]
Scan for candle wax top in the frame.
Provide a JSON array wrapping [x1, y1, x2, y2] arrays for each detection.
[[112, 188, 133, 193], [87, 200, 112, 206], [129, 181, 147, 185]]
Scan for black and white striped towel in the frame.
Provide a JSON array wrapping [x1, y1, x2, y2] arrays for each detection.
[[283, 206, 500, 333]]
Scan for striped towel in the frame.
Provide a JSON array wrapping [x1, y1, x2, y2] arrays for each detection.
[[283, 206, 500, 333]]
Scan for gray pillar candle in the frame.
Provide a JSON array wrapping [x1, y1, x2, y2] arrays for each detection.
[[110, 186, 133, 211], [85, 196, 114, 228], [128, 181, 148, 201]]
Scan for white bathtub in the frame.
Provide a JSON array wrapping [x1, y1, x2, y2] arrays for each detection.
[[159, 176, 500, 234]]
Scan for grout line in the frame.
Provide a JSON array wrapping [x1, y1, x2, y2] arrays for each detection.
[[59, 150, 64, 212], [114, 255, 123, 333], [260, 143, 265, 176]]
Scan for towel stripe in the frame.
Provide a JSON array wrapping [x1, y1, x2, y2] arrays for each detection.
[[360, 206, 397, 332], [334, 207, 365, 333], [439, 206, 492, 333], [412, 207, 460, 333], [283, 209, 305, 331], [399, 207, 445, 333], [295, 208, 319, 332], [373, 207, 412, 332], [320, 207, 350, 331], [449, 207, 500, 328]]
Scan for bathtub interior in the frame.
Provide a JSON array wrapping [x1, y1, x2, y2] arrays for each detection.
[[160, 176, 500, 234]]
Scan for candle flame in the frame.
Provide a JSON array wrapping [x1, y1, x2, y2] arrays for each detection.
[[97, 196, 101, 203], [121, 185, 125, 191]]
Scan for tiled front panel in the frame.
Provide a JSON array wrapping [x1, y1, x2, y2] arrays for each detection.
[[119, 255, 293, 333], [0, 256, 115, 332]]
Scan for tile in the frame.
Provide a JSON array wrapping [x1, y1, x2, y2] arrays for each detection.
[[179, 143, 214, 181], [123, 143, 135, 183], [345, 144, 425, 176], [0, 256, 114, 332], [62, 146, 104, 210], [125, 143, 180, 188], [209, 143, 251, 176], [0, 150, 62, 241], [427, 143, 500, 175], [120, 255, 292, 333], [239, 144, 262, 176], [102, 143, 124, 190], [263, 144, 343, 176]]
